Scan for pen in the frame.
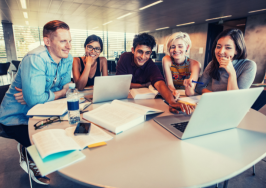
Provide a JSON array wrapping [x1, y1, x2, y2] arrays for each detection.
[[192, 80, 203, 85]]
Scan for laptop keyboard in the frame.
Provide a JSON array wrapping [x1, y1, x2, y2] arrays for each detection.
[[171, 122, 189, 133]]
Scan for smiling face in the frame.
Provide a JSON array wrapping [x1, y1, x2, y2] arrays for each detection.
[[131, 45, 152, 67], [44, 28, 72, 63], [215, 36, 237, 63], [169, 38, 188, 61], [85, 41, 101, 58]]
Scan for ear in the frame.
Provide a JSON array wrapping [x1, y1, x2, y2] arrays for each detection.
[[43, 37, 51, 47], [131, 47, 135, 54], [186, 45, 190, 52]]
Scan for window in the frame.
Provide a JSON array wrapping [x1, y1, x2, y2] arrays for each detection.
[[126, 33, 135, 52], [70, 29, 88, 57], [0, 26, 7, 63], [107, 31, 125, 59], [13, 25, 42, 60]]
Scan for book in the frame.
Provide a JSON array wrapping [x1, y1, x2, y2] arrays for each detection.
[[130, 85, 159, 99], [32, 124, 113, 159], [82, 100, 163, 134], [27, 145, 85, 176], [177, 95, 202, 106]]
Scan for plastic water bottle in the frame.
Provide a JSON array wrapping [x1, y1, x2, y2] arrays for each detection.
[[66, 83, 80, 125]]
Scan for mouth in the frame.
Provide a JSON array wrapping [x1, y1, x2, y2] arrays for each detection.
[[62, 50, 69, 54], [138, 59, 146, 64], [87, 53, 96, 57]]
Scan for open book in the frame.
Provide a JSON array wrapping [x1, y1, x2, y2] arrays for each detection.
[[32, 124, 113, 159], [130, 85, 159, 99], [82, 100, 163, 134]]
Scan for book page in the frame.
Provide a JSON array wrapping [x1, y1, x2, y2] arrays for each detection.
[[112, 100, 163, 115], [178, 95, 202, 106], [84, 103, 143, 128], [32, 129, 81, 159], [65, 124, 113, 149], [148, 85, 159, 95], [130, 88, 156, 99], [27, 102, 67, 116]]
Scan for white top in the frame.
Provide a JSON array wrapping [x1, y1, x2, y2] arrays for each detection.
[[28, 99, 266, 188]]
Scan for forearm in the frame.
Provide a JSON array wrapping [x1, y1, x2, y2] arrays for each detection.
[[227, 74, 239, 90], [185, 86, 196, 96], [130, 83, 146, 89], [76, 67, 91, 90], [155, 81, 175, 105]]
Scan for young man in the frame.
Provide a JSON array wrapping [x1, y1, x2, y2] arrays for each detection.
[[116, 33, 194, 114], [0, 20, 73, 185]]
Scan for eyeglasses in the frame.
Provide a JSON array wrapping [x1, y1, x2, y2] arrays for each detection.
[[87, 45, 101, 53], [34, 116, 61, 130]]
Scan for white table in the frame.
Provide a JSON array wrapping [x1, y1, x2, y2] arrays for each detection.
[[28, 99, 266, 188]]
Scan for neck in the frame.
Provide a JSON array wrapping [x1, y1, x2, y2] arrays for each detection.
[[47, 47, 61, 64], [173, 56, 186, 64]]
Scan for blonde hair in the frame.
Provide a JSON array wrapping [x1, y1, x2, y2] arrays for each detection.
[[165, 32, 192, 55]]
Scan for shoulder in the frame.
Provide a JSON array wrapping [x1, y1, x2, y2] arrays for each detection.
[[162, 55, 172, 66], [189, 58, 201, 68], [117, 52, 132, 65], [241, 59, 256, 67], [99, 57, 107, 63]]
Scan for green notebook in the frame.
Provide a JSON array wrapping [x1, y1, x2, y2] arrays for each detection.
[[27, 145, 85, 176]]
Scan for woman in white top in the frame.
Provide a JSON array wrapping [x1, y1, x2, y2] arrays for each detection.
[[162, 32, 201, 98]]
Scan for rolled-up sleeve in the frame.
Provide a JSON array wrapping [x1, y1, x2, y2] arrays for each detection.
[[21, 55, 55, 108], [196, 63, 212, 94]]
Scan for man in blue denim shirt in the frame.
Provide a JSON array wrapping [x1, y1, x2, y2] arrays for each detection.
[[0, 20, 73, 185]]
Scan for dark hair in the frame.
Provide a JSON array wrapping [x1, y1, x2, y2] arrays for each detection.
[[43, 20, 69, 37], [209, 29, 247, 80], [84, 35, 103, 52], [133, 33, 156, 50]]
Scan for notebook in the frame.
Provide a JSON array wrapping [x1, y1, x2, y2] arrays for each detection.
[[92, 75, 132, 103], [154, 88, 263, 140]]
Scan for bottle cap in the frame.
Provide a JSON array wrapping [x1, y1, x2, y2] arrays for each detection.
[[69, 83, 76, 89]]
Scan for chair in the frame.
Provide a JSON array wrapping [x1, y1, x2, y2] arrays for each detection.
[[0, 62, 11, 85], [0, 84, 11, 138], [11, 60, 21, 71]]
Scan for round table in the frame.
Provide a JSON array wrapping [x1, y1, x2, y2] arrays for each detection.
[[28, 99, 266, 188]]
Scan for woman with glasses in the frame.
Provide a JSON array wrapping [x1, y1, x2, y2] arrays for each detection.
[[73, 35, 108, 90], [162, 32, 201, 98]]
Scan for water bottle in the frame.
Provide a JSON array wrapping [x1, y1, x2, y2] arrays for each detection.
[[66, 83, 80, 125]]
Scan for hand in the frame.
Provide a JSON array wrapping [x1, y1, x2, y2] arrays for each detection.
[[14, 87, 26, 105], [142, 82, 151, 88], [169, 102, 195, 115], [183, 78, 194, 88], [84, 55, 97, 67], [219, 56, 235, 76], [172, 90, 180, 100]]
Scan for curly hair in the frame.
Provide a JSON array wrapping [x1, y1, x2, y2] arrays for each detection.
[[133, 33, 156, 50]]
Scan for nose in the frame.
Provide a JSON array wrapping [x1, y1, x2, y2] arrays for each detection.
[[140, 53, 145, 59], [66, 41, 71, 49], [218, 47, 225, 54]]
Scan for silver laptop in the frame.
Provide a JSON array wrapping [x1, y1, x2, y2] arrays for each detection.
[[92, 74, 132, 103], [154, 87, 263, 140]]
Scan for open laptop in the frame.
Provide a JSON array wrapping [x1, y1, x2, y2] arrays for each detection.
[[92, 74, 132, 103], [154, 87, 263, 140]]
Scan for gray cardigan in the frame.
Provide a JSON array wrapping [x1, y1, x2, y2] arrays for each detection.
[[196, 59, 257, 94]]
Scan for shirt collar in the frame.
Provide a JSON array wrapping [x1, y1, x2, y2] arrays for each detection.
[[130, 52, 151, 70], [45, 45, 62, 65]]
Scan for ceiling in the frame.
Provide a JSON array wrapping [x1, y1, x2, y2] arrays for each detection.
[[0, 0, 266, 33]]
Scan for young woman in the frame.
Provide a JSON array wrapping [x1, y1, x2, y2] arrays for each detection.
[[196, 29, 256, 94], [162, 32, 201, 98], [72, 35, 108, 90]]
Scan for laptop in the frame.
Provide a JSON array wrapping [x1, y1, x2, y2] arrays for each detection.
[[92, 74, 132, 103], [154, 87, 263, 140]]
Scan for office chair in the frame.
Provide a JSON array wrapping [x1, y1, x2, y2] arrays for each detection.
[[0, 84, 11, 138], [0, 62, 11, 85], [11, 60, 21, 71]]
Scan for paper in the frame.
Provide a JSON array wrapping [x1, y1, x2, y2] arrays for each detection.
[[178, 96, 201, 106], [158, 44, 164, 53]]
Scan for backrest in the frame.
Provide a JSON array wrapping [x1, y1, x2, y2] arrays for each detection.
[[11, 60, 21, 70], [0, 84, 11, 139], [0, 62, 11, 75]]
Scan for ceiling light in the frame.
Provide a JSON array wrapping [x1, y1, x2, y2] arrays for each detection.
[[139, 0, 163, 10], [155, 27, 169, 30], [248, 9, 266, 13], [236, 24, 246, 26], [139, 30, 150, 33], [103, 21, 112, 25], [23, 12, 28, 19], [176, 22, 195, 27], [20, 0, 27, 9], [25, 21, 29, 25], [206, 15, 232, 21], [92, 27, 98, 29], [117, 13, 132, 19]]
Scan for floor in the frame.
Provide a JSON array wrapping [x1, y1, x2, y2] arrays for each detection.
[[1, 106, 266, 188]]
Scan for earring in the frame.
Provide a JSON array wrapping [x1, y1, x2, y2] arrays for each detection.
[[186, 50, 187, 52]]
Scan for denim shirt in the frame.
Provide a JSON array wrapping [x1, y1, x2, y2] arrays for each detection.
[[0, 45, 73, 126]]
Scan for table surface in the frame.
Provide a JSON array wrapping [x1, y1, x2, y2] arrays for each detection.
[[28, 99, 266, 188]]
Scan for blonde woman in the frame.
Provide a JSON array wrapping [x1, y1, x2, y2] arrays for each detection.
[[162, 32, 201, 98]]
